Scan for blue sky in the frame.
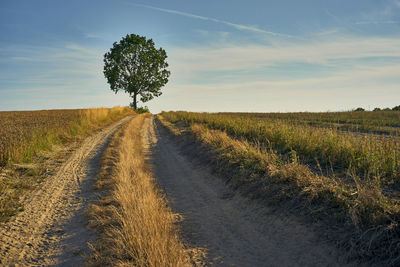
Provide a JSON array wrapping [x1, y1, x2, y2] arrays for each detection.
[[1, 0, 399, 112]]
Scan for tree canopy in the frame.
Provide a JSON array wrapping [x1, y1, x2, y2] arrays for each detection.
[[103, 34, 170, 109]]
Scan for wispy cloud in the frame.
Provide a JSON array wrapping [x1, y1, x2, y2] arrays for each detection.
[[0, 43, 133, 110], [159, 59, 400, 112], [0, 44, 104, 87], [85, 33, 102, 39], [129, 3, 292, 38], [355, 20, 399, 25], [157, 33, 400, 112], [168, 36, 400, 75], [356, 1, 400, 27], [313, 28, 340, 36]]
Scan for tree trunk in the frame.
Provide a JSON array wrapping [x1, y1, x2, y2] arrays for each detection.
[[133, 93, 137, 109]]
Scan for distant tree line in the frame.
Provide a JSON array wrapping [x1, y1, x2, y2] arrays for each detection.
[[354, 105, 400, 112]]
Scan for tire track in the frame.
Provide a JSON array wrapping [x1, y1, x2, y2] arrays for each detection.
[[0, 115, 133, 266]]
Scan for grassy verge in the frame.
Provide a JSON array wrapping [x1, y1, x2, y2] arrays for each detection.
[[158, 114, 400, 266], [88, 114, 195, 266], [0, 106, 134, 221]]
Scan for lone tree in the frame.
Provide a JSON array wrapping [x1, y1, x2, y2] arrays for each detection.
[[103, 34, 170, 109]]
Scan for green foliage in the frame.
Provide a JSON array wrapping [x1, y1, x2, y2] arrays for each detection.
[[133, 106, 150, 114], [392, 105, 400, 111], [104, 34, 170, 109], [129, 100, 149, 113], [354, 107, 365, 111]]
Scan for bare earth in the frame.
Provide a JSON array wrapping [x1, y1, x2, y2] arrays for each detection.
[[0, 116, 133, 266], [143, 116, 349, 267]]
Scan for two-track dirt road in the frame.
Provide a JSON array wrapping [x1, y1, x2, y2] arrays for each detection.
[[0, 114, 348, 266], [0, 116, 133, 266], [143, 116, 348, 267]]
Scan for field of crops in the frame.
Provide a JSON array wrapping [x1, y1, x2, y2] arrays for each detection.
[[160, 111, 400, 263], [0, 107, 132, 167], [162, 111, 400, 186], [219, 111, 400, 135]]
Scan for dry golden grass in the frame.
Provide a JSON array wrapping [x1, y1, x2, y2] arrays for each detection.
[[88, 114, 195, 267]]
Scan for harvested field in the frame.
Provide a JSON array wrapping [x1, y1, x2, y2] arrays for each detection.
[[0, 107, 133, 221], [0, 109, 79, 166], [0, 107, 132, 166]]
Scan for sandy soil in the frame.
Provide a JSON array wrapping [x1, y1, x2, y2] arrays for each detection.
[[0, 116, 133, 266], [143, 116, 349, 267]]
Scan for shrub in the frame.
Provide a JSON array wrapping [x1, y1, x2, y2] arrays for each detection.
[[136, 106, 150, 114], [392, 105, 400, 111]]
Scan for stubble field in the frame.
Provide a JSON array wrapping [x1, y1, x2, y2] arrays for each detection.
[[0, 107, 133, 220]]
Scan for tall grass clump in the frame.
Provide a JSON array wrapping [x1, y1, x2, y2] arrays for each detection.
[[162, 111, 400, 184], [88, 114, 194, 266]]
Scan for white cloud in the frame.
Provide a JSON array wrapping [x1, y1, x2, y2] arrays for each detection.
[[170, 63, 400, 92], [11, 56, 36, 61], [167, 36, 400, 76], [147, 34, 400, 113], [3, 33, 399, 113], [151, 63, 400, 113]]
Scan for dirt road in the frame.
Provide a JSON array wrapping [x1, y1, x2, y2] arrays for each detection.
[[0, 116, 133, 266], [143, 116, 348, 267]]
